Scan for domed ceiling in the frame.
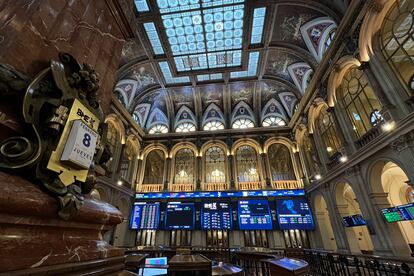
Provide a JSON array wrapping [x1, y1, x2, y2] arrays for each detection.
[[115, 0, 347, 135]]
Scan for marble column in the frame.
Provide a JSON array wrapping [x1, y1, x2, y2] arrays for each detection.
[[163, 157, 171, 191], [227, 154, 236, 189], [260, 152, 271, 189], [345, 166, 395, 256], [322, 186, 350, 253]]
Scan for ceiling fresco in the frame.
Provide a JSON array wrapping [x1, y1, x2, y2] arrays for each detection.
[[113, 0, 346, 134]]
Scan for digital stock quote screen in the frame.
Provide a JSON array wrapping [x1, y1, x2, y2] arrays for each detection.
[[238, 200, 273, 230]]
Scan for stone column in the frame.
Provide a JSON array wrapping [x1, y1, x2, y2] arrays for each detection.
[[391, 131, 414, 184], [196, 155, 202, 190], [260, 152, 271, 189], [360, 62, 399, 121], [227, 154, 236, 189], [330, 107, 357, 154], [310, 133, 329, 173], [345, 166, 395, 256], [163, 157, 171, 191], [322, 186, 350, 253]]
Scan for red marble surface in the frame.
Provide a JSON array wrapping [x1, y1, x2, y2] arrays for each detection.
[[0, 0, 126, 113], [0, 172, 125, 272]]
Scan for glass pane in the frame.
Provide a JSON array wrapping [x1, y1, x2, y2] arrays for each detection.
[[144, 150, 165, 184]]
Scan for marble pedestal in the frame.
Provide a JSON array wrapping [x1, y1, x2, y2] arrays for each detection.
[[0, 172, 125, 274]]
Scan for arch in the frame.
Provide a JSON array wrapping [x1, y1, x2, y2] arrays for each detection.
[[119, 134, 140, 183], [146, 107, 169, 131], [105, 114, 126, 144], [300, 17, 338, 62], [202, 103, 225, 128], [141, 143, 168, 160], [175, 105, 197, 129], [359, 0, 397, 62], [234, 143, 262, 186], [201, 140, 229, 156], [368, 159, 414, 256], [261, 98, 288, 123], [278, 91, 299, 118], [231, 101, 256, 126], [170, 141, 199, 158], [313, 193, 337, 251], [327, 56, 361, 107], [231, 138, 262, 155], [263, 136, 296, 154], [141, 147, 166, 186], [95, 187, 109, 202], [202, 143, 228, 185], [307, 98, 329, 134], [287, 62, 314, 95], [334, 181, 374, 254]]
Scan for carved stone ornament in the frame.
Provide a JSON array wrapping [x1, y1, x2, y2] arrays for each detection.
[[0, 53, 108, 220], [390, 131, 414, 152]]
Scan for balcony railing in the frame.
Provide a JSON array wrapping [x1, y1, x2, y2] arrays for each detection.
[[237, 181, 264, 190], [203, 182, 228, 191], [356, 125, 382, 148], [272, 180, 303, 189], [140, 184, 163, 192], [170, 183, 195, 192]]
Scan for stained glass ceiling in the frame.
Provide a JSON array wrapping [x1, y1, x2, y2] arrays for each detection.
[[157, 0, 245, 72]]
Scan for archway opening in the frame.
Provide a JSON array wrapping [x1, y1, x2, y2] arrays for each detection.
[[335, 182, 374, 254], [380, 162, 414, 253], [314, 194, 337, 251]]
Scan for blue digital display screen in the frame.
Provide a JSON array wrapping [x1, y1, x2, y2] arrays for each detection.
[[201, 202, 232, 230], [130, 202, 160, 230], [276, 199, 315, 230], [342, 214, 367, 227], [165, 202, 195, 230], [135, 189, 305, 200], [381, 203, 414, 223], [238, 200, 273, 230]]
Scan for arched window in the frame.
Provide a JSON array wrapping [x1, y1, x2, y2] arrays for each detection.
[[381, 1, 414, 91], [148, 124, 168, 134], [232, 118, 254, 129], [339, 67, 382, 138], [268, 144, 296, 181], [235, 145, 260, 182], [205, 146, 226, 183], [262, 116, 286, 127], [301, 131, 320, 177], [174, 148, 195, 184], [175, 122, 196, 133], [143, 150, 165, 184], [105, 121, 121, 172], [119, 140, 137, 184], [203, 120, 225, 131], [317, 108, 341, 157]]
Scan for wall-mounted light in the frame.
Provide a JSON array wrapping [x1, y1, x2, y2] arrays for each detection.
[[381, 121, 395, 132], [315, 174, 322, 180], [326, 147, 333, 153], [117, 180, 123, 186], [339, 155, 348, 163]]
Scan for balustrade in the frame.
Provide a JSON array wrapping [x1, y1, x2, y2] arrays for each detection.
[[272, 180, 303, 189], [237, 181, 264, 190], [203, 182, 229, 191], [170, 183, 195, 192], [140, 184, 163, 192]]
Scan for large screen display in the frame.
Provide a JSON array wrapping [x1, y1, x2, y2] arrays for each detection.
[[342, 214, 367, 227], [201, 202, 232, 230], [276, 199, 315, 230], [238, 200, 273, 230], [130, 202, 160, 230], [135, 189, 305, 200], [381, 203, 414, 223], [165, 202, 195, 230]]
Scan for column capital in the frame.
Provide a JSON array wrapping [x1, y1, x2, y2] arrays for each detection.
[[391, 130, 414, 152]]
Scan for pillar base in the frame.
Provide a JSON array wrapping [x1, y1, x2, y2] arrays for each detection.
[[0, 172, 125, 274]]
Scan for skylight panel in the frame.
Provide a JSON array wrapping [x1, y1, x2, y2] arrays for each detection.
[[159, 61, 190, 84], [197, 73, 222, 81], [230, 51, 259, 78], [157, 0, 200, 13], [143, 23, 164, 55], [134, 0, 150, 12], [157, 0, 245, 72], [250, 7, 266, 44]]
